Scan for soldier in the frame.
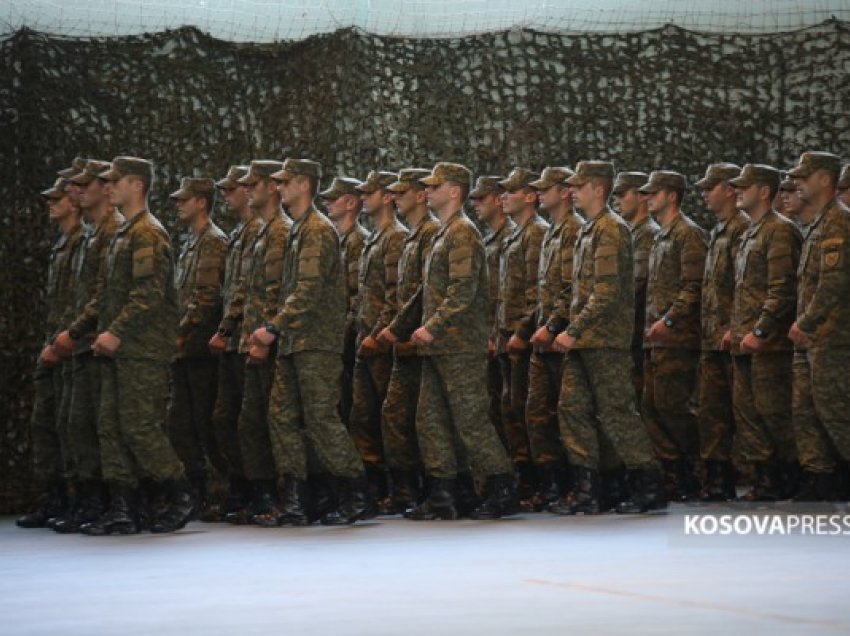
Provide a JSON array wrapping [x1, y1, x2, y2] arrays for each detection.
[[778, 174, 806, 226], [233, 160, 291, 523], [250, 158, 373, 526], [495, 167, 549, 506], [51, 160, 124, 533], [385, 162, 518, 520], [694, 163, 749, 501], [208, 165, 261, 522], [349, 171, 407, 501], [320, 177, 369, 428], [641, 170, 707, 501], [373, 168, 439, 514], [469, 176, 512, 451], [16, 175, 85, 528], [552, 160, 665, 514], [838, 164, 850, 208], [524, 166, 583, 510], [612, 171, 657, 404], [68, 156, 193, 535], [727, 164, 800, 501], [788, 151, 850, 501], [166, 178, 228, 519]]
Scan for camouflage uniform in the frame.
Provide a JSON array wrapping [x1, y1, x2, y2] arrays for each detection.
[[629, 216, 660, 403], [495, 168, 549, 467], [348, 174, 407, 469], [166, 180, 228, 486], [339, 221, 370, 426]]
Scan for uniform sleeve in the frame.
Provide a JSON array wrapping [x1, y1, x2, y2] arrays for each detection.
[[569, 226, 623, 336], [423, 235, 482, 340], [70, 238, 107, 339], [260, 226, 288, 323], [547, 228, 578, 333], [219, 229, 251, 334], [514, 226, 544, 341], [664, 228, 706, 325], [754, 224, 801, 335], [179, 235, 226, 337], [372, 230, 405, 336], [388, 228, 436, 341], [797, 218, 850, 334]]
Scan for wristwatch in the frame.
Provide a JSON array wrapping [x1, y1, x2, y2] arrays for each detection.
[[263, 322, 281, 337], [566, 325, 581, 339], [217, 327, 232, 338], [546, 322, 561, 335], [663, 317, 674, 329], [753, 327, 767, 339]]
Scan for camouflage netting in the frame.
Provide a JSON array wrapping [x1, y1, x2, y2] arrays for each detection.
[[1, 21, 848, 512]]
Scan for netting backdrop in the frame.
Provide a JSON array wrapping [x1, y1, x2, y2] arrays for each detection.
[[1, 21, 848, 510]]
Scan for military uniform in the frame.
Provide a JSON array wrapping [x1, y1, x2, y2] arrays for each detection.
[[166, 178, 228, 498], [348, 171, 408, 471], [495, 168, 549, 473]]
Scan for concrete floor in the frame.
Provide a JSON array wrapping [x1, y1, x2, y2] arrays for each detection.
[[2, 504, 849, 635]]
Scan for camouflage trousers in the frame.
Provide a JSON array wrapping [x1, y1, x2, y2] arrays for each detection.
[[732, 352, 796, 464], [210, 351, 247, 480], [631, 347, 645, 408], [697, 350, 736, 462], [98, 358, 185, 487], [558, 348, 656, 471], [381, 352, 423, 472], [498, 348, 532, 465], [339, 323, 357, 427], [267, 351, 364, 480], [525, 351, 565, 466], [238, 355, 277, 481], [487, 354, 507, 450], [167, 357, 227, 480], [416, 353, 511, 480], [348, 351, 393, 467], [30, 361, 64, 484], [642, 348, 700, 462], [793, 348, 850, 473], [64, 353, 103, 483]]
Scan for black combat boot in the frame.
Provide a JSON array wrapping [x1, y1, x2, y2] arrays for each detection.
[[383, 470, 420, 516], [80, 485, 140, 536], [240, 479, 279, 525], [454, 472, 479, 518], [222, 475, 251, 524], [778, 460, 800, 500], [470, 473, 521, 519], [549, 467, 600, 515], [278, 475, 311, 526], [740, 462, 780, 502], [53, 480, 107, 534], [599, 466, 629, 512], [793, 470, 838, 502], [515, 461, 537, 512], [321, 475, 376, 525], [699, 460, 737, 502], [16, 481, 68, 529], [366, 464, 394, 516], [616, 468, 668, 513], [191, 473, 223, 523], [531, 463, 565, 512], [671, 458, 700, 502], [307, 473, 337, 523], [405, 478, 458, 521], [150, 478, 196, 534]]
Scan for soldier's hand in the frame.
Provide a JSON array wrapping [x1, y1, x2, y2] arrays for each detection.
[[411, 327, 435, 346], [507, 334, 530, 353], [376, 328, 398, 346], [250, 327, 277, 347], [553, 331, 576, 353], [358, 335, 385, 357], [92, 331, 121, 357], [739, 332, 765, 354], [647, 319, 670, 343], [788, 322, 811, 348], [530, 326, 555, 350], [39, 345, 61, 366], [53, 330, 75, 358], [208, 333, 228, 353], [247, 343, 270, 364], [720, 330, 732, 351], [488, 338, 496, 357]]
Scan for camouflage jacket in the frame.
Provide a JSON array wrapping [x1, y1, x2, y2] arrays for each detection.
[[239, 210, 292, 353], [355, 217, 407, 341], [495, 212, 549, 350], [645, 212, 707, 350], [340, 222, 370, 332], [86, 210, 179, 362], [269, 206, 346, 356], [175, 220, 228, 358], [796, 198, 850, 349], [394, 209, 489, 356], [569, 207, 635, 350], [535, 212, 583, 333], [483, 218, 515, 336], [44, 222, 85, 347], [731, 210, 800, 354], [702, 210, 750, 350], [219, 215, 263, 351], [630, 216, 660, 350], [68, 209, 124, 355]]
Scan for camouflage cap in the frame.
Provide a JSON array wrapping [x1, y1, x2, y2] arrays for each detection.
[[237, 160, 285, 185], [529, 166, 575, 190], [41, 177, 69, 200], [779, 174, 797, 192], [100, 156, 154, 182], [469, 176, 504, 199], [271, 158, 323, 182], [58, 156, 88, 179], [387, 168, 432, 193], [498, 167, 540, 192], [356, 170, 398, 193], [170, 177, 216, 200], [638, 170, 687, 194], [838, 164, 850, 189], [216, 165, 249, 189], [787, 151, 842, 179], [695, 162, 742, 190], [729, 164, 780, 189], [612, 171, 649, 195], [565, 160, 615, 187], [420, 162, 472, 188], [68, 159, 112, 185], [319, 177, 363, 200]]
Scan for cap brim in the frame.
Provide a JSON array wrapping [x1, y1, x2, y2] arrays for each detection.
[[318, 189, 342, 200], [269, 169, 290, 182], [694, 177, 718, 190], [638, 184, 660, 194], [566, 175, 588, 187], [69, 172, 96, 185], [170, 189, 192, 200], [57, 167, 78, 178], [99, 167, 121, 181], [419, 175, 443, 187], [216, 178, 238, 189], [728, 176, 753, 188], [386, 182, 412, 193], [528, 179, 552, 190], [41, 188, 64, 199], [786, 166, 810, 178]]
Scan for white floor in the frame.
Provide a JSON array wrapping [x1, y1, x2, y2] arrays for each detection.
[[2, 504, 849, 635]]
